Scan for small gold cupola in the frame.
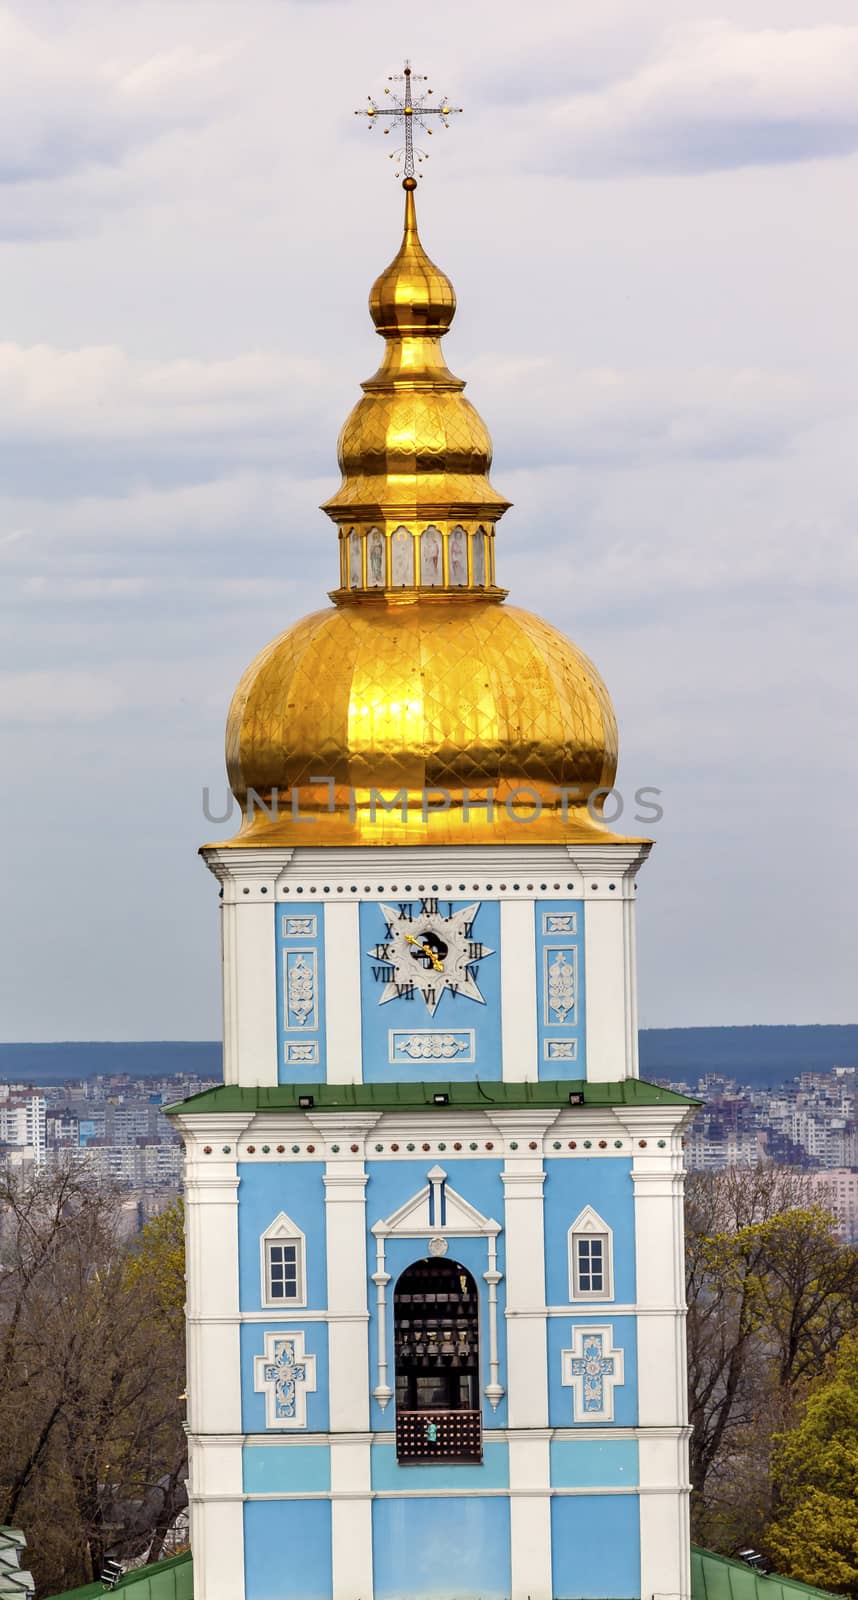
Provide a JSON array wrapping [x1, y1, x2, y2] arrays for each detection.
[[324, 178, 509, 599]]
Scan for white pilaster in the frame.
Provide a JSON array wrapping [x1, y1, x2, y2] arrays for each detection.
[[187, 1435, 245, 1600], [567, 845, 649, 1082], [323, 1129, 374, 1600], [638, 1430, 692, 1600], [324, 901, 362, 1082], [509, 1434, 553, 1600], [500, 900, 537, 1080], [330, 1438, 374, 1600], [494, 1118, 553, 1426], [582, 898, 626, 1082], [616, 1106, 694, 1600], [204, 854, 282, 1086], [179, 1114, 251, 1435]]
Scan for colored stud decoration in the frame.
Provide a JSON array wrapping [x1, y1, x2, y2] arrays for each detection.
[[614, 1140, 623, 1148], [331, 1144, 340, 1153], [254, 1331, 317, 1430], [658, 1139, 667, 1148], [203, 1146, 212, 1155], [583, 1140, 592, 1149], [222, 1145, 231, 1154], [561, 1325, 625, 1422], [262, 1145, 270, 1153]]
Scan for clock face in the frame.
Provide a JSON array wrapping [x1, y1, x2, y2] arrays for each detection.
[[367, 900, 495, 1017]]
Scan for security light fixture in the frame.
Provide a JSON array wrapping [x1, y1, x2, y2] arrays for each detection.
[[568, 1091, 585, 1107], [298, 1094, 315, 1109], [433, 1092, 450, 1105], [738, 1550, 770, 1575]]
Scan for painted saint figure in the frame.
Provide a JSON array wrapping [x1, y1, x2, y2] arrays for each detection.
[[449, 525, 467, 585], [421, 525, 442, 586], [367, 528, 385, 586], [391, 526, 413, 586]]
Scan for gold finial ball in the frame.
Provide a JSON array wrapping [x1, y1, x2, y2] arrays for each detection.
[[402, 176, 417, 191]]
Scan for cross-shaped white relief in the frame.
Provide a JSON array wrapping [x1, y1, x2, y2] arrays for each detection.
[[254, 1330, 317, 1429], [561, 1325, 624, 1422]]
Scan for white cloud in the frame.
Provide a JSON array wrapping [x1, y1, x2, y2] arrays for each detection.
[[495, 22, 858, 175]]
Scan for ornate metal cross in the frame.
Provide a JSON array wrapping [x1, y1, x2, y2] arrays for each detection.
[[355, 61, 462, 179]]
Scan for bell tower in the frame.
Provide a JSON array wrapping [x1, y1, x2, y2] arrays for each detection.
[[169, 65, 696, 1600]]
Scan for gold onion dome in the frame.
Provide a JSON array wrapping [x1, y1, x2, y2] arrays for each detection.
[[224, 180, 620, 846]]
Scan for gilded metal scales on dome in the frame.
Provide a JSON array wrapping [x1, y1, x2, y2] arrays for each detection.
[[223, 65, 622, 847]]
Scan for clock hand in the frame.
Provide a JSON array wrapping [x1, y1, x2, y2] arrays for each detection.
[[404, 933, 445, 973]]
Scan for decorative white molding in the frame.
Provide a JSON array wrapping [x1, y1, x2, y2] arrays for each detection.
[[253, 1330, 317, 1429], [371, 1168, 504, 1410], [561, 1324, 624, 1423], [568, 1205, 614, 1302], [259, 1211, 307, 1310]]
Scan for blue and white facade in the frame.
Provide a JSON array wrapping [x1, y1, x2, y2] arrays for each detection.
[[174, 845, 694, 1600]]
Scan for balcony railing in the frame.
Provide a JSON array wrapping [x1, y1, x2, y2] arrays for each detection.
[[395, 1408, 482, 1463]]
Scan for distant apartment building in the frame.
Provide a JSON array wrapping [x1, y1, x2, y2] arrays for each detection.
[[808, 1168, 858, 1243], [0, 1088, 47, 1167]]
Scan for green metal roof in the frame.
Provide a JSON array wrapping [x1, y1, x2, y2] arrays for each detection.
[[164, 1077, 697, 1117], [690, 1546, 836, 1600], [43, 1547, 836, 1600], [42, 1552, 192, 1600]]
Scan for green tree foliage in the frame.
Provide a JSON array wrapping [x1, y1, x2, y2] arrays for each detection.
[[0, 1165, 188, 1596], [766, 1333, 858, 1592], [685, 1167, 858, 1558]]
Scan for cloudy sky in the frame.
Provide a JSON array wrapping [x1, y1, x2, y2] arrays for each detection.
[[0, 0, 855, 1041]]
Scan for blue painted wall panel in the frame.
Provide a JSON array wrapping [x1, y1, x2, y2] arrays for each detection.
[[547, 1314, 638, 1427], [237, 1161, 327, 1314], [243, 1444, 331, 1494], [543, 1156, 635, 1306], [371, 1440, 509, 1491], [551, 1493, 641, 1598], [365, 1159, 507, 1431], [244, 1500, 332, 1600], [535, 900, 586, 1078], [359, 899, 502, 1081], [276, 908, 326, 1082], [373, 1496, 511, 1600], [240, 1320, 330, 1434], [550, 1438, 639, 1488]]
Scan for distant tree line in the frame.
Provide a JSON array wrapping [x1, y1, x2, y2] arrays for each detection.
[[2, 1161, 857, 1596]]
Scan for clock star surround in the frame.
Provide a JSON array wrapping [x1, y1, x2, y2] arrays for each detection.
[[370, 902, 494, 1017]]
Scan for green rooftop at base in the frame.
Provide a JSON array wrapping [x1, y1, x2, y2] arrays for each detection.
[[42, 1548, 838, 1600], [164, 1077, 697, 1117], [42, 1551, 193, 1600]]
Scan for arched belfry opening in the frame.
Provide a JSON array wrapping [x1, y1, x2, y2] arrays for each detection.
[[393, 1256, 482, 1463]]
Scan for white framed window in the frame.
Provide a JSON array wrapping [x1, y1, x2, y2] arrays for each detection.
[[568, 1206, 613, 1301], [260, 1212, 307, 1309]]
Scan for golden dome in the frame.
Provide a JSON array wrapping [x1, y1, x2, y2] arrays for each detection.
[[219, 181, 626, 847], [226, 598, 618, 846]]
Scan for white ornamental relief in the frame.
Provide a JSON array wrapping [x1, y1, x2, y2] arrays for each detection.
[[548, 950, 575, 1023], [397, 1034, 470, 1060], [288, 954, 315, 1025], [543, 912, 576, 934], [283, 915, 317, 937]]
